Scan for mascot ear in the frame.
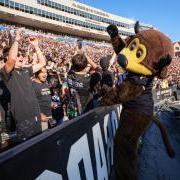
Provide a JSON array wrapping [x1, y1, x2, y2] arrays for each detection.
[[134, 21, 140, 34], [156, 55, 172, 79], [107, 24, 126, 54]]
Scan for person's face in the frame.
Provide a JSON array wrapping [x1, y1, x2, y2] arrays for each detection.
[[47, 61, 51, 66], [95, 81, 101, 92], [53, 89, 58, 95], [23, 56, 29, 66], [0, 49, 3, 56], [38, 68, 47, 82], [15, 55, 24, 68], [54, 63, 57, 68], [0, 60, 5, 69], [101, 84, 111, 95]]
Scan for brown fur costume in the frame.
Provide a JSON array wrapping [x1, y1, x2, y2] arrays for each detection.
[[102, 23, 175, 180]]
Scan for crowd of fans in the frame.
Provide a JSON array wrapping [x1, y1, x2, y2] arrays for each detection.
[[167, 58, 180, 86], [0, 23, 180, 151]]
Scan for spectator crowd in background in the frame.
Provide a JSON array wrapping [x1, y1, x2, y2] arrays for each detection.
[[0, 22, 180, 151]]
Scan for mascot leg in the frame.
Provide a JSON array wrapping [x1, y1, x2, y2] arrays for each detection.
[[113, 109, 152, 180]]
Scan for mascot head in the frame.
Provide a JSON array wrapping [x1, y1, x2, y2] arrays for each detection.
[[107, 22, 174, 78]]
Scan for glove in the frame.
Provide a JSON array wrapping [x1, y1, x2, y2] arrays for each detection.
[[107, 24, 119, 38]]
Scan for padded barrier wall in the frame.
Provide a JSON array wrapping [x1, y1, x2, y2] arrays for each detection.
[[1, 103, 180, 180], [0, 105, 122, 180]]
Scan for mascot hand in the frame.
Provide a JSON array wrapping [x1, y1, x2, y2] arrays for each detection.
[[107, 24, 119, 39], [107, 24, 126, 54], [101, 80, 145, 106]]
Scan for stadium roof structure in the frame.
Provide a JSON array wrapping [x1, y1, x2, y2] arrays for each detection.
[[0, 0, 152, 40]]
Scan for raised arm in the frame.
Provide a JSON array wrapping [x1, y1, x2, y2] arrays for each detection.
[[109, 52, 117, 67], [57, 71, 62, 85], [4, 29, 22, 73], [107, 24, 126, 55], [86, 54, 98, 70], [29, 37, 46, 73]]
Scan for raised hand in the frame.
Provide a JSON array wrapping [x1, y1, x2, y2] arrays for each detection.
[[28, 37, 39, 47], [15, 28, 24, 41], [107, 24, 126, 54], [107, 24, 119, 38]]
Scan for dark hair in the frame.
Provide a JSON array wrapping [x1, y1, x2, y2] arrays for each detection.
[[35, 67, 47, 78], [71, 54, 87, 72], [90, 72, 102, 92], [99, 55, 112, 71], [0, 48, 9, 62], [101, 72, 114, 87]]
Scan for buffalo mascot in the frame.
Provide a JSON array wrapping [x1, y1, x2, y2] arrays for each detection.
[[101, 22, 175, 180]]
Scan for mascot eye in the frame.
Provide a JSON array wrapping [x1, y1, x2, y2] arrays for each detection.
[[130, 42, 136, 51], [136, 49, 143, 58]]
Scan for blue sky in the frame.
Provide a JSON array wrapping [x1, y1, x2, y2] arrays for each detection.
[[77, 0, 180, 42]]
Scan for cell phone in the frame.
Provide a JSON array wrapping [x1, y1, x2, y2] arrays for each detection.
[[77, 39, 83, 49]]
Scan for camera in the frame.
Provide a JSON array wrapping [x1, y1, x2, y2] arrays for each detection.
[[77, 39, 83, 49]]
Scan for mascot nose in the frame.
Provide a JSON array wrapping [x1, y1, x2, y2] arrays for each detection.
[[117, 54, 127, 69]]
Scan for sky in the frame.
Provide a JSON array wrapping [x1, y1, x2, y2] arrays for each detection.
[[77, 0, 180, 42]]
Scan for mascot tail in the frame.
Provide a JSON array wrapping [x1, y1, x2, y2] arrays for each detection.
[[153, 115, 175, 158]]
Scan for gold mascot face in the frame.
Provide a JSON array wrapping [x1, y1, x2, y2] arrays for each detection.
[[120, 37, 152, 75], [116, 29, 174, 78]]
